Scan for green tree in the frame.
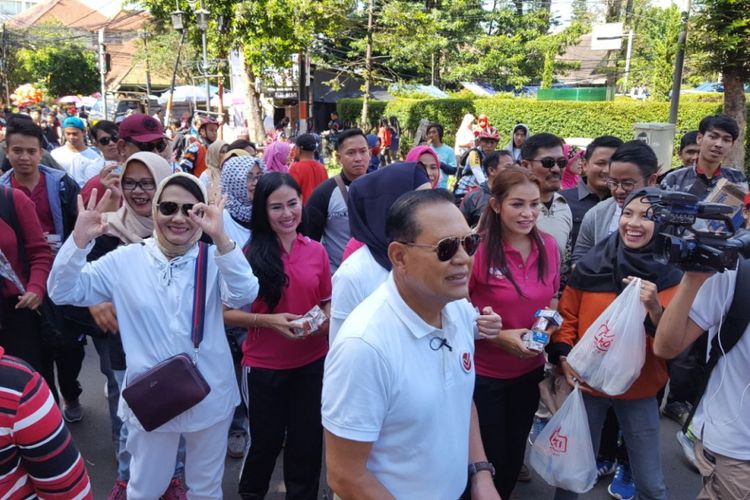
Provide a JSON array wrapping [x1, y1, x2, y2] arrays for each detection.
[[140, 0, 351, 142], [17, 44, 98, 97], [691, 0, 750, 167]]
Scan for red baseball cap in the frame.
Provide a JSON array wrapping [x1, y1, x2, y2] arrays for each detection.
[[744, 192, 750, 208], [119, 114, 165, 142]]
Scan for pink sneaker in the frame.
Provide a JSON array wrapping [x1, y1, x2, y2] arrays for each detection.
[[161, 478, 188, 500], [107, 480, 127, 500]]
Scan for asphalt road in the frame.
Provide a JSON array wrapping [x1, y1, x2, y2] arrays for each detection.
[[69, 342, 702, 499]]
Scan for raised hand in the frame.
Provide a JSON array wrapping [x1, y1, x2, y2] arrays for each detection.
[[73, 188, 112, 248], [188, 194, 230, 250]]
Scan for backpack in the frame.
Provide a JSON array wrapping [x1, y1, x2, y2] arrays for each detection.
[[683, 257, 750, 433], [0, 187, 67, 346]]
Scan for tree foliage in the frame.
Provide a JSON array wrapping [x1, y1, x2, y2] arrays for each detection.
[[17, 42, 98, 96]]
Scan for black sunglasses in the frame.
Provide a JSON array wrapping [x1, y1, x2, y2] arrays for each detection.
[[400, 233, 482, 261], [97, 135, 118, 146], [530, 156, 567, 169], [157, 202, 196, 217], [126, 138, 168, 153]]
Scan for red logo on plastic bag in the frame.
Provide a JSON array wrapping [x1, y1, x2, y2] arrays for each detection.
[[461, 351, 472, 373], [593, 321, 615, 353], [549, 427, 568, 454]]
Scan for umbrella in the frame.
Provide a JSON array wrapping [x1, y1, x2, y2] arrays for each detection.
[[210, 92, 245, 107], [158, 85, 219, 105], [58, 95, 81, 104]]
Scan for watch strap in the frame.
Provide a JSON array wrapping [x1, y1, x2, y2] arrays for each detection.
[[468, 461, 495, 477]]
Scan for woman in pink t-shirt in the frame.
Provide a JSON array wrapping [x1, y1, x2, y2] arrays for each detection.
[[468, 166, 560, 499], [224, 172, 331, 498]]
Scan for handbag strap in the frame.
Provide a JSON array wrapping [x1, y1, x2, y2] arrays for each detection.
[[191, 242, 209, 351]]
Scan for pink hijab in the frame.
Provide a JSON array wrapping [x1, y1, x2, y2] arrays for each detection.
[[405, 145, 441, 188], [263, 141, 291, 173], [562, 144, 584, 190]]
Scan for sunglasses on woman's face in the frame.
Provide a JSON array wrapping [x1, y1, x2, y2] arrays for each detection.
[[97, 135, 118, 146], [399, 233, 482, 262], [157, 201, 197, 217], [127, 138, 168, 153]]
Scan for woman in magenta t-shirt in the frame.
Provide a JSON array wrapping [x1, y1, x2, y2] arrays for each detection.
[[468, 166, 560, 499], [224, 172, 331, 499]]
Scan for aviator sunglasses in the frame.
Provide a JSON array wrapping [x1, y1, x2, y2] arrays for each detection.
[[399, 233, 482, 261], [97, 135, 118, 146], [126, 138, 169, 153]]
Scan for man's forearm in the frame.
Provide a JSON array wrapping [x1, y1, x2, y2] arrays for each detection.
[[654, 273, 711, 359], [329, 470, 394, 500]]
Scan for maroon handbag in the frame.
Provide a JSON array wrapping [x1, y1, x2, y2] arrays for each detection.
[[122, 243, 212, 431]]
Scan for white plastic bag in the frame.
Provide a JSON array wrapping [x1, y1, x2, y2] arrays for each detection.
[[567, 278, 647, 396], [530, 385, 597, 493]]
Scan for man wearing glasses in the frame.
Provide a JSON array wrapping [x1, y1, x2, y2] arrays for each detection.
[[572, 141, 659, 263], [521, 132, 572, 260], [323, 189, 501, 500]]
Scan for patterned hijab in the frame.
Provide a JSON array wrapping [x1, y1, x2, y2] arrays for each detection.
[[221, 156, 263, 223]]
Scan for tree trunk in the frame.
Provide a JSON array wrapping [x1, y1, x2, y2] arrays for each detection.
[[360, 0, 375, 131], [243, 65, 266, 145], [723, 70, 747, 169]]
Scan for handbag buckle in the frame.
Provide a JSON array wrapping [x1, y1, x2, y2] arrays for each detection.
[[192, 348, 199, 365]]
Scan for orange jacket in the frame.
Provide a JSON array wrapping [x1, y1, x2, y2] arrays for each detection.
[[549, 285, 678, 400]]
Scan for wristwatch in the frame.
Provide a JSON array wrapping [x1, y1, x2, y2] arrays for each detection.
[[468, 461, 496, 478]]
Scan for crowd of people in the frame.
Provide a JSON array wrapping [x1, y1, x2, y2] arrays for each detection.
[[0, 105, 747, 500]]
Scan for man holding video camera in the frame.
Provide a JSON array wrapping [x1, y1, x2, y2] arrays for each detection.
[[655, 266, 750, 499]]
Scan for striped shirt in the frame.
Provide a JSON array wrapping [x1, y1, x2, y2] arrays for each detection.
[[0, 348, 92, 499]]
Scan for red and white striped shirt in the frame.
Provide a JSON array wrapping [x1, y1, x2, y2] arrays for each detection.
[[0, 348, 92, 499]]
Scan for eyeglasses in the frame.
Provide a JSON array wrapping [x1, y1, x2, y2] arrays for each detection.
[[606, 178, 640, 192], [399, 233, 482, 262], [121, 179, 156, 191], [529, 157, 567, 169], [157, 201, 196, 217], [97, 135, 118, 146], [125, 138, 168, 153], [247, 174, 263, 184]]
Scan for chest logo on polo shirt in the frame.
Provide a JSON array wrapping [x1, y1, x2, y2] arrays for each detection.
[[488, 267, 505, 280], [461, 351, 473, 373]]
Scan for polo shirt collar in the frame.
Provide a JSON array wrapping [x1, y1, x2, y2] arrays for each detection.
[[695, 162, 722, 178], [385, 273, 447, 339]]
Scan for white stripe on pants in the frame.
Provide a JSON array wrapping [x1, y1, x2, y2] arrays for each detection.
[[126, 413, 233, 500]]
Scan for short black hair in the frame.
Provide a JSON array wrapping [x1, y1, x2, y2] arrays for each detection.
[[90, 120, 118, 142], [159, 176, 206, 204], [228, 139, 256, 151], [386, 189, 454, 243], [699, 114, 739, 141], [427, 122, 444, 141], [513, 124, 528, 136], [521, 133, 564, 160], [5, 118, 44, 148], [679, 131, 699, 152], [336, 128, 367, 151], [609, 140, 658, 179], [584, 135, 624, 161], [482, 150, 512, 175]]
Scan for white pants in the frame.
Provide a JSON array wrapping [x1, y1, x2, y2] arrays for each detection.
[[126, 414, 232, 500]]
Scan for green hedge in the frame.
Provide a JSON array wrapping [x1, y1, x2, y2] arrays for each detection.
[[337, 96, 749, 167]]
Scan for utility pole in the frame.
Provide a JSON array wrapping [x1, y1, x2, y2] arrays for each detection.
[[142, 33, 152, 113], [360, 0, 374, 130], [98, 28, 108, 120], [1, 25, 10, 106], [196, 0, 210, 113], [623, 29, 634, 93], [165, 30, 186, 126], [669, 0, 691, 124]]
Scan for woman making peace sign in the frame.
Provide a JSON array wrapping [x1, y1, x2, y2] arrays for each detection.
[[48, 173, 259, 499]]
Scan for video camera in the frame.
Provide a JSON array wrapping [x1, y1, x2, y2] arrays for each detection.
[[647, 191, 750, 273]]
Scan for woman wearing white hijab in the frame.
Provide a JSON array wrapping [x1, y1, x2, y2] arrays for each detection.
[[48, 173, 258, 499]]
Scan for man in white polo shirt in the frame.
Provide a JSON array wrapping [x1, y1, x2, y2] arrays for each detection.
[[323, 189, 502, 499]]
